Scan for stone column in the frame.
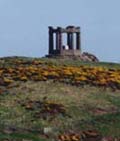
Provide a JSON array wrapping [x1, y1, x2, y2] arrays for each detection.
[[56, 32, 59, 50], [76, 32, 81, 51], [67, 33, 71, 49], [49, 27, 54, 54], [71, 33, 74, 49], [59, 32, 62, 53], [69, 33, 74, 49]]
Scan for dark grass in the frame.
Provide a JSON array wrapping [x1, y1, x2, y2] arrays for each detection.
[[0, 56, 120, 69], [0, 56, 120, 140], [0, 132, 50, 141]]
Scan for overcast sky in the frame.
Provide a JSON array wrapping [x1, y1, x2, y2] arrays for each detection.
[[0, 0, 120, 62]]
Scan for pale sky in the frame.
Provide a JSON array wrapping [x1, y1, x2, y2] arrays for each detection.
[[0, 0, 120, 62]]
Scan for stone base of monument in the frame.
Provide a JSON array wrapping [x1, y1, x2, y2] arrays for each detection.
[[46, 52, 99, 62]]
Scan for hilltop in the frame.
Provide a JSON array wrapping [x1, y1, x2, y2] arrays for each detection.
[[0, 57, 120, 141]]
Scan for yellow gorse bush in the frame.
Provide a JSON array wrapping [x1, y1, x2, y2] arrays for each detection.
[[0, 60, 120, 89]]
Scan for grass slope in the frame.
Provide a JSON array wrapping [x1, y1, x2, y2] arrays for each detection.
[[0, 57, 120, 140]]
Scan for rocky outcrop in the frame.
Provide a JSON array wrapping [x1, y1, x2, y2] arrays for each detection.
[[81, 52, 99, 62]]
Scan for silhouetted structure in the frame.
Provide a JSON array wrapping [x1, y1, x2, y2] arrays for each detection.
[[48, 26, 81, 56]]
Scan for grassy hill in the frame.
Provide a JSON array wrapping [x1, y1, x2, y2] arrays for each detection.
[[0, 57, 120, 141]]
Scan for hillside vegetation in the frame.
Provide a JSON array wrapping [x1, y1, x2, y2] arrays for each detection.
[[0, 57, 120, 141]]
